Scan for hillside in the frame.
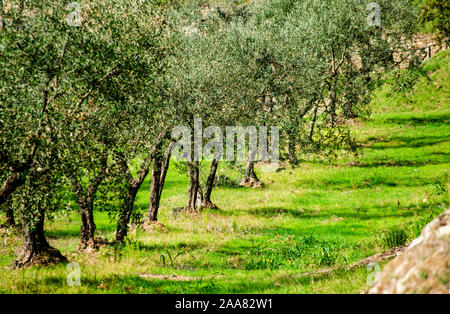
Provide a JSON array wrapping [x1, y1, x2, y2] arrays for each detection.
[[0, 50, 449, 294]]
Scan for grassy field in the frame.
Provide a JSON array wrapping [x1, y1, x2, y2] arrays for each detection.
[[0, 51, 449, 294]]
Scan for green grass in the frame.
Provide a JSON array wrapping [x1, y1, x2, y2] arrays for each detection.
[[0, 51, 449, 294]]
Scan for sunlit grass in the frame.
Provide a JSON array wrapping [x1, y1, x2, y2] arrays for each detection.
[[0, 51, 448, 294]]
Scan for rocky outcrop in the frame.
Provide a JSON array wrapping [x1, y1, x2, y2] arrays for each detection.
[[368, 209, 450, 294]]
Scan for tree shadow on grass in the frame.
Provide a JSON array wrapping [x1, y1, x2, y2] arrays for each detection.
[[46, 229, 81, 239], [260, 224, 374, 238], [29, 274, 197, 294], [350, 157, 450, 168], [379, 113, 450, 125], [246, 202, 434, 221], [91, 269, 363, 293], [133, 241, 209, 253], [24, 267, 366, 293], [298, 175, 435, 190], [46, 223, 117, 239], [82, 274, 277, 294], [365, 135, 449, 151]]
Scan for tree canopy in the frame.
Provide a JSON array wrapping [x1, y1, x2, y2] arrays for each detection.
[[0, 0, 422, 267]]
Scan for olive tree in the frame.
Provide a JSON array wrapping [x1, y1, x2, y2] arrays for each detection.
[[0, 0, 173, 263], [0, 0, 80, 265], [162, 1, 266, 210], [234, 0, 420, 166]]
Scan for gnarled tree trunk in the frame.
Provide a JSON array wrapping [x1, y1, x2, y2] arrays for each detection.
[[69, 154, 107, 250], [15, 204, 66, 268], [201, 159, 218, 208], [147, 158, 162, 222], [241, 150, 261, 187], [78, 199, 96, 250], [186, 161, 200, 211], [115, 186, 138, 243], [114, 132, 168, 242], [244, 159, 259, 181], [146, 143, 172, 222]]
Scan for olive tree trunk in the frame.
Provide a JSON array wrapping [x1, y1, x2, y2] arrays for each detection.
[[14, 203, 66, 268], [201, 159, 218, 208], [242, 150, 261, 186], [78, 198, 96, 250], [146, 143, 172, 222], [186, 161, 200, 211], [115, 186, 138, 243], [114, 133, 167, 242], [69, 154, 107, 250]]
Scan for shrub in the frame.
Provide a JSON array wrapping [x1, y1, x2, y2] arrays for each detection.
[[420, 0, 450, 41], [408, 209, 441, 239], [381, 227, 408, 248], [311, 245, 339, 266], [244, 234, 345, 270], [388, 68, 428, 94]]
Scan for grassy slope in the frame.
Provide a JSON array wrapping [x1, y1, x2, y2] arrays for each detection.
[[0, 51, 449, 294]]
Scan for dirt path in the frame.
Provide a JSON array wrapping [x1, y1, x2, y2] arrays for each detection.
[[300, 245, 408, 278]]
